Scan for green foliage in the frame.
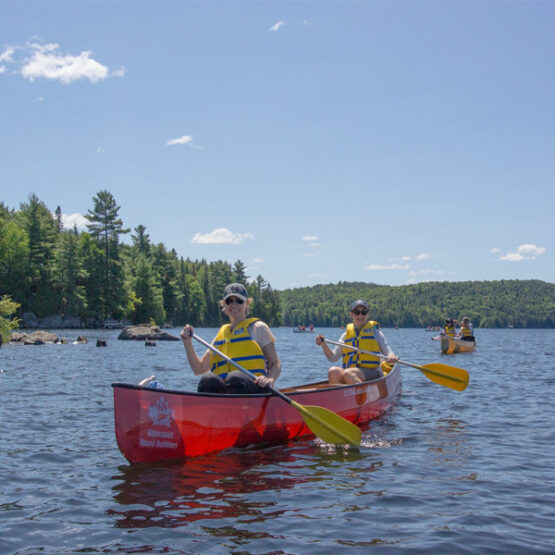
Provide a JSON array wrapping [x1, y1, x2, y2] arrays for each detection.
[[1, 193, 553, 329], [280, 280, 555, 328], [0, 295, 20, 342]]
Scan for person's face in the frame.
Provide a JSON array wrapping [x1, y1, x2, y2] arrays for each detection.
[[350, 306, 369, 327], [224, 296, 247, 319]]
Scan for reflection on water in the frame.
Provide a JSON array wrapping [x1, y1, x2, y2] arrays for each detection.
[[110, 442, 368, 529]]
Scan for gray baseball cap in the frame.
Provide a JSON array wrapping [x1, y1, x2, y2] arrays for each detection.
[[349, 299, 369, 311], [223, 283, 248, 301]]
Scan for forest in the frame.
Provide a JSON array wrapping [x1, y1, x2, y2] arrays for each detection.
[[280, 280, 555, 329], [1, 192, 553, 340]]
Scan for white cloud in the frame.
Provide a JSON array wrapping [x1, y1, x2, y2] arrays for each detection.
[[497, 243, 547, 262], [516, 244, 546, 256], [1, 42, 123, 84], [416, 253, 430, 261], [253, 258, 264, 263], [302, 235, 318, 241], [498, 252, 525, 262], [190, 228, 254, 245], [0, 46, 14, 63], [364, 264, 410, 271], [61, 212, 88, 230], [490, 247, 501, 253], [0, 66, 5, 74], [21, 43, 110, 84], [166, 135, 193, 146], [304, 252, 320, 257], [308, 273, 324, 279], [269, 21, 285, 32]]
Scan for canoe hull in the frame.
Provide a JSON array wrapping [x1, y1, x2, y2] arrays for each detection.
[[112, 365, 401, 463], [440, 334, 476, 354]]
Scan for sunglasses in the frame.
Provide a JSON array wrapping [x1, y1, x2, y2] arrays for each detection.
[[352, 309, 369, 315], [225, 297, 245, 305]]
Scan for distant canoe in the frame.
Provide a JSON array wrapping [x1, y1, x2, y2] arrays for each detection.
[[440, 334, 476, 354], [293, 329, 315, 333]]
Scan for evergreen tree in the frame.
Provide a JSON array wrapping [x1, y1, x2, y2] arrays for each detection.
[[79, 233, 105, 322], [15, 194, 58, 316], [55, 205, 63, 234], [52, 231, 88, 319], [232, 259, 248, 283], [85, 190, 130, 319], [131, 224, 150, 255], [128, 253, 166, 325]]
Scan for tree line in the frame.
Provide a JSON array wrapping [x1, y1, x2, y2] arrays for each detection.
[[280, 280, 555, 329], [0, 191, 281, 332], [1, 192, 553, 337]]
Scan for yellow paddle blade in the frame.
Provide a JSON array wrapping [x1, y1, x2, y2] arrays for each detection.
[[418, 363, 469, 392], [291, 401, 362, 446]]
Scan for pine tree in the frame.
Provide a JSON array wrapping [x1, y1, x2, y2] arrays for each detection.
[[85, 191, 130, 319]]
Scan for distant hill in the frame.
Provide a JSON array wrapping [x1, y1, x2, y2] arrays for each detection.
[[279, 279, 555, 328]]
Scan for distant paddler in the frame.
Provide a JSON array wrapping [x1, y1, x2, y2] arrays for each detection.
[[454, 317, 475, 341]]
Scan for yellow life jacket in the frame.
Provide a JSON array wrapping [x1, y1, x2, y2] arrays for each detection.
[[209, 317, 267, 378], [460, 325, 473, 338], [342, 321, 381, 369], [444, 325, 455, 337]]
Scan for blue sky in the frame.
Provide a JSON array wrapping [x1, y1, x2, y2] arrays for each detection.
[[1, 1, 553, 290]]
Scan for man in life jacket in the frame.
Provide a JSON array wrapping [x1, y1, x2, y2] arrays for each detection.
[[180, 283, 281, 394], [455, 317, 475, 341], [315, 300, 399, 385]]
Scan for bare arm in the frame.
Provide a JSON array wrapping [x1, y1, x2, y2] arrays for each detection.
[[180, 325, 211, 375], [255, 341, 281, 388], [316, 334, 343, 362]]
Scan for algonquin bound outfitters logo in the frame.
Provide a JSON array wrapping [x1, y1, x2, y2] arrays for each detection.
[[139, 396, 179, 450], [148, 396, 174, 427]]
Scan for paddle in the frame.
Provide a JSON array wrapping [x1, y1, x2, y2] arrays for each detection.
[[323, 338, 469, 392], [191, 333, 361, 447]]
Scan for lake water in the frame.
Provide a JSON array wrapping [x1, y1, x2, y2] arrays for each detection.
[[1, 327, 554, 554]]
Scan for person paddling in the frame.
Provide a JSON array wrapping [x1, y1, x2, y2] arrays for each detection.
[[443, 319, 456, 337], [180, 283, 281, 394], [315, 300, 398, 385], [454, 317, 475, 341]]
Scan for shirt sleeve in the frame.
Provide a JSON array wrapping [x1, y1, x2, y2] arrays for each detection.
[[327, 331, 346, 362], [249, 321, 276, 349], [375, 328, 395, 357]]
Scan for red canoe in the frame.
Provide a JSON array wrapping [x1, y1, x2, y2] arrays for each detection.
[[112, 364, 402, 463]]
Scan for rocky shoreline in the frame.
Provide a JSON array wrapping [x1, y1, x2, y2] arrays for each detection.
[[8, 324, 179, 345]]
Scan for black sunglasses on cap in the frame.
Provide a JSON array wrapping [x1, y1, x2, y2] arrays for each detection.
[[352, 309, 369, 315], [225, 296, 245, 305]]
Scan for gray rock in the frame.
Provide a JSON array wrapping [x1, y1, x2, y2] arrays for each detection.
[[118, 324, 179, 341], [22, 331, 59, 345]]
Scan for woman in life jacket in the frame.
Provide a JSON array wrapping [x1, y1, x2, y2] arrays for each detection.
[[443, 319, 456, 337], [315, 300, 399, 385], [180, 283, 281, 394]]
